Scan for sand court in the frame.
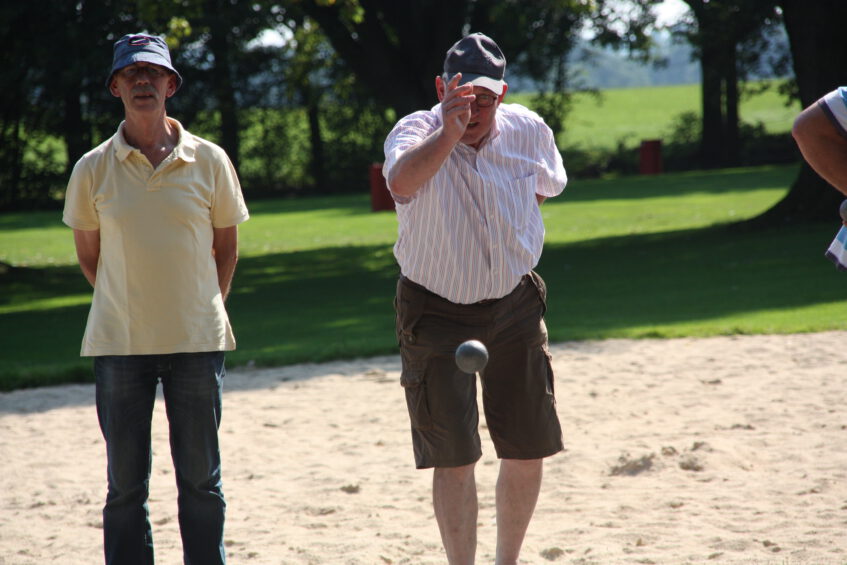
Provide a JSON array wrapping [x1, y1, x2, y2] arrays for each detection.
[[2, 332, 846, 564]]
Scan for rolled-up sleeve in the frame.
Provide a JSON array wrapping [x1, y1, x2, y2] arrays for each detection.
[[820, 87, 847, 137], [63, 158, 100, 231], [534, 119, 567, 198], [210, 148, 250, 228], [383, 109, 441, 194]]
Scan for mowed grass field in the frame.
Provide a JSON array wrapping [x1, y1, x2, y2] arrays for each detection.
[[1, 82, 840, 391], [511, 80, 800, 148], [3, 164, 847, 390]]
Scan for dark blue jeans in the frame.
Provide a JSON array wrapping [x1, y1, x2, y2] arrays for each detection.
[[95, 352, 227, 565]]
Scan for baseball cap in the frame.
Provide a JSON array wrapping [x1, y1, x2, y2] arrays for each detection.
[[443, 33, 506, 95], [106, 34, 183, 90]]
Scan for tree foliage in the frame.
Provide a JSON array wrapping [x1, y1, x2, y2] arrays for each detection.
[[298, 0, 659, 133], [753, 0, 847, 224], [673, 0, 783, 168], [4, 0, 658, 206], [0, 1, 140, 209], [0, 0, 841, 220]]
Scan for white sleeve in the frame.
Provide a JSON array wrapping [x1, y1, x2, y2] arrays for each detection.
[[534, 118, 568, 198], [821, 88, 847, 135]]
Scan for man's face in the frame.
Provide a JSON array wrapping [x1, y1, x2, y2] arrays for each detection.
[[109, 62, 176, 112], [437, 77, 508, 149], [460, 85, 506, 148]]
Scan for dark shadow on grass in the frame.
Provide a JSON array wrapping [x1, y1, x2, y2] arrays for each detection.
[[4, 221, 847, 404], [0, 264, 94, 395], [0, 244, 403, 406], [538, 220, 846, 340], [225, 244, 401, 373], [0, 263, 91, 306], [0, 209, 65, 231]]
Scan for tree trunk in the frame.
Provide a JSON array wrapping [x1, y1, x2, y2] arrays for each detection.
[[207, 0, 240, 172], [301, 0, 467, 118], [1, 115, 23, 208], [751, 0, 847, 226], [700, 44, 724, 169], [723, 49, 740, 167], [307, 99, 325, 192], [63, 86, 88, 176]]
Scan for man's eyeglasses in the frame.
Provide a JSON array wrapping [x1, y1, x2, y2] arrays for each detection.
[[119, 65, 169, 80], [475, 94, 497, 108]]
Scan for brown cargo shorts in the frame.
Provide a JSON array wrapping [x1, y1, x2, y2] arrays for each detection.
[[394, 272, 564, 469]]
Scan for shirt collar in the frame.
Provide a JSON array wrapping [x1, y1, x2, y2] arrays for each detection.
[[113, 117, 197, 163], [476, 112, 501, 149]]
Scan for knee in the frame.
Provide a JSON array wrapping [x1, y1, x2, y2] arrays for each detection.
[[501, 458, 543, 477], [435, 462, 476, 482], [175, 457, 222, 492]]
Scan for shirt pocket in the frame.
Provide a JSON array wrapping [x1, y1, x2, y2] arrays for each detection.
[[502, 173, 538, 229]]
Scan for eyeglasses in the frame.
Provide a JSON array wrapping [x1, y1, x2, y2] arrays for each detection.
[[475, 94, 497, 108], [118, 65, 169, 80]]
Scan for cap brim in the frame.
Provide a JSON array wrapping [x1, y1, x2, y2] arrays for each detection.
[[450, 73, 505, 95], [105, 53, 183, 91]]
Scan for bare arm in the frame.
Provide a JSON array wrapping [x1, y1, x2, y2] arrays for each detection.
[[73, 229, 100, 287], [387, 74, 475, 197], [388, 129, 463, 197], [212, 225, 239, 301], [792, 102, 847, 196]]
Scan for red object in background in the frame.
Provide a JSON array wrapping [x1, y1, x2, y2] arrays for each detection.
[[639, 139, 663, 175], [369, 163, 395, 211]]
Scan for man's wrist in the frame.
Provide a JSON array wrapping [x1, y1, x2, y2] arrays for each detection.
[[436, 125, 462, 150]]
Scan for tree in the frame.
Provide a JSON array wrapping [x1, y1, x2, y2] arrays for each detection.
[[138, 0, 281, 172], [295, 0, 464, 118], [674, 0, 782, 168], [0, 0, 137, 209], [753, 0, 847, 224], [295, 0, 658, 132], [274, 17, 336, 191]]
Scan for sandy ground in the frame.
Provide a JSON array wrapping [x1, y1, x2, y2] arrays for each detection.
[[2, 332, 847, 565]]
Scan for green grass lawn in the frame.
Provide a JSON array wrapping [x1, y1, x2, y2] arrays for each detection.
[[3, 163, 847, 391], [511, 81, 799, 149]]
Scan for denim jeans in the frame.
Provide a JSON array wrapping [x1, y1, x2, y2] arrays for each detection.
[[94, 352, 227, 565]]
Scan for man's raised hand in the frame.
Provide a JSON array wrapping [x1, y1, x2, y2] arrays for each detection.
[[438, 73, 475, 143]]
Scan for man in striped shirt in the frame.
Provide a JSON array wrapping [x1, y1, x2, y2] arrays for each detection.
[[383, 33, 568, 565]]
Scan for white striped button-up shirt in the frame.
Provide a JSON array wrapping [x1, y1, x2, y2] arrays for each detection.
[[383, 102, 567, 304]]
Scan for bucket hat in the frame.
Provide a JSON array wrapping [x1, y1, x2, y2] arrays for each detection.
[[106, 33, 182, 90]]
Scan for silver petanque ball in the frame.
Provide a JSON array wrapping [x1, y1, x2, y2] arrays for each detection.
[[455, 339, 489, 374]]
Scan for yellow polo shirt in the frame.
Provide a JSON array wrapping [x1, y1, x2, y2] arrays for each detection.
[[63, 118, 249, 356]]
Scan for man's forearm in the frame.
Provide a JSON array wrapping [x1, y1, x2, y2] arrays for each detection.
[[215, 252, 237, 302], [73, 229, 100, 288], [387, 128, 458, 197], [212, 226, 239, 301]]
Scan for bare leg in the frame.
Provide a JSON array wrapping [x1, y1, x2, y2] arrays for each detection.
[[495, 458, 543, 565], [433, 463, 477, 565]]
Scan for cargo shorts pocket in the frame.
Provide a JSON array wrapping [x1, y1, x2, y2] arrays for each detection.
[[528, 270, 548, 316], [394, 279, 425, 346], [543, 345, 556, 397], [400, 360, 433, 431], [395, 278, 433, 430]]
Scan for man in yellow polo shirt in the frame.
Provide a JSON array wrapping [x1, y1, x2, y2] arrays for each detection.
[[62, 33, 248, 565]]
